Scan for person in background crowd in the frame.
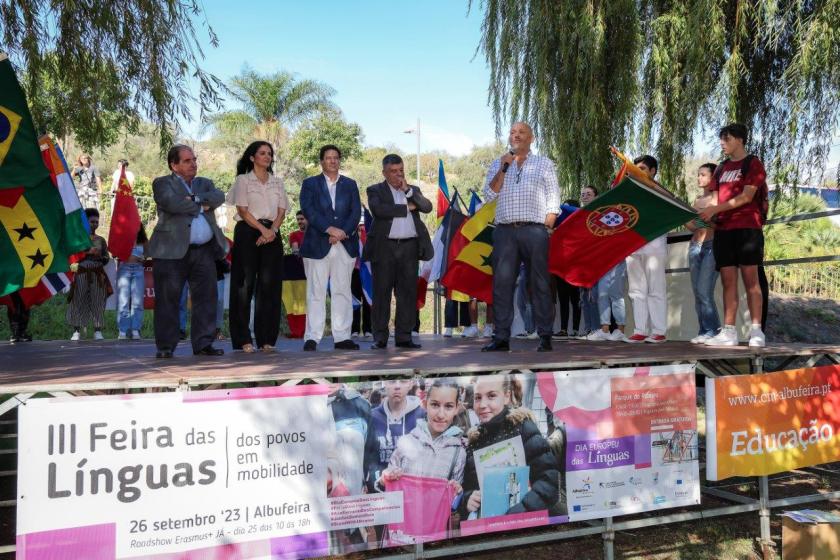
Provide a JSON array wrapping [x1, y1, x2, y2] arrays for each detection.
[[214, 256, 230, 341], [68, 208, 110, 341], [443, 298, 472, 338], [5, 291, 32, 344], [364, 154, 433, 350], [300, 145, 361, 352], [149, 144, 227, 358], [700, 123, 768, 347], [371, 378, 427, 483], [482, 122, 560, 353], [289, 210, 307, 254], [514, 266, 536, 339], [73, 154, 102, 210], [553, 198, 581, 338], [577, 186, 600, 337], [228, 141, 288, 353], [110, 159, 135, 197], [351, 221, 372, 338], [459, 374, 559, 517], [116, 225, 149, 340], [624, 155, 668, 344], [586, 257, 627, 342], [686, 163, 721, 344]]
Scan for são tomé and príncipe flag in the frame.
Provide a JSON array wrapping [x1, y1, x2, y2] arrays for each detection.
[[0, 53, 89, 297]]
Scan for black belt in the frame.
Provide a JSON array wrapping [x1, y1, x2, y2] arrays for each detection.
[[189, 240, 213, 249], [388, 237, 418, 244], [501, 221, 542, 227]]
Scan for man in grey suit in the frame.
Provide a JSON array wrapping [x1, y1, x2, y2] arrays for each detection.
[[363, 154, 433, 349], [149, 145, 227, 358]]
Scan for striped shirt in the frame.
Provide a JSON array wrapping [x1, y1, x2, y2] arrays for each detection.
[[483, 153, 560, 224]]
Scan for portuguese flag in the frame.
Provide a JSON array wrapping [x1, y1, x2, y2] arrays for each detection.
[[440, 199, 497, 303], [549, 176, 696, 288], [0, 54, 89, 297]]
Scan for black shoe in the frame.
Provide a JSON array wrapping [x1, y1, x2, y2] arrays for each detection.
[[482, 339, 510, 352], [303, 339, 317, 351], [395, 340, 421, 349], [194, 345, 224, 356], [370, 341, 387, 350], [156, 350, 174, 359], [334, 339, 360, 350], [537, 335, 552, 352], [19, 333, 32, 342], [179, 330, 187, 341]]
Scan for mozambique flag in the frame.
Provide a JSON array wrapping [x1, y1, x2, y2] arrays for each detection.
[[282, 254, 307, 338], [0, 54, 87, 297], [549, 176, 696, 287], [440, 199, 497, 303], [109, 165, 142, 261]]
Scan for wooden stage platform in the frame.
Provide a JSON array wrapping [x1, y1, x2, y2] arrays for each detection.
[[0, 335, 838, 393]]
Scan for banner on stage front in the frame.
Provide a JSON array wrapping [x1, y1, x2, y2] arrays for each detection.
[[705, 365, 840, 480], [538, 364, 700, 520], [18, 366, 701, 559]]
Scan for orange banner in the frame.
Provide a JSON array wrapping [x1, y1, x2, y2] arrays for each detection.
[[705, 365, 840, 480]]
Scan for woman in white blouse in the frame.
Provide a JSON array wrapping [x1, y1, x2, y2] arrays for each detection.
[[229, 141, 288, 352]]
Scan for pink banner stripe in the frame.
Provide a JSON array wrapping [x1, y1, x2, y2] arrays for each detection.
[[133, 537, 271, 559], [183, 384, 331, 403], [459, 510, 550, 537], [18, 523, 115, 560]]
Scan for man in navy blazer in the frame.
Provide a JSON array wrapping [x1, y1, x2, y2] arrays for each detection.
[[299, 145, 362, 351]]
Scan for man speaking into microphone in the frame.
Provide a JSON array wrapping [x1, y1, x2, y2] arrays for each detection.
[[482, 122, 560, 353]]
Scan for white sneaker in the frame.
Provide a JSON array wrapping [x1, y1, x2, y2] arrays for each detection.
[[608, 330, 626, 342], [483, 325, 494, 338], [411, 331, 419, 338], [93, 330, 104, 341], [351, 332, 360, 339], [690, 334, 711, 344], [585, 330, 611, 341], [748, 328, 766, 348], [70, 330, 81, 341], [118, 331, 127, 340], [363, 331, 372, 339], [705, 327, 739, 346], [131, 330, 142, 340], [443, 328, 453, 338], [462, 325, 479, 338]]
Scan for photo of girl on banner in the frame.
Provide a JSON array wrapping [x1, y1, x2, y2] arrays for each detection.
[[459, 374, 561, 524], [376, 378, 467, 544]]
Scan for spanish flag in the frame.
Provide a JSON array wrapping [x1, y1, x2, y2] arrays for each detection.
[[0, 54, 89, 297], [440, 199, 497, 304], [282, 254, 307, 338]]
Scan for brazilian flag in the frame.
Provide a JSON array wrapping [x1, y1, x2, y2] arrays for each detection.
[[0, 54, 88, 297]]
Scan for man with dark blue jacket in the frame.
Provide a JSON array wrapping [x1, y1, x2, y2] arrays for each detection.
[[299, 145, 362, 351]]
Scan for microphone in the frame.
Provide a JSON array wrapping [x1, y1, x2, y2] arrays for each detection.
[[501, 149, 515, 172]]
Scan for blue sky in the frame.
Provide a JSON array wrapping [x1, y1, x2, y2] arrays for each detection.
[[186, 0, 498, 155], [186, 0, 839, 176]]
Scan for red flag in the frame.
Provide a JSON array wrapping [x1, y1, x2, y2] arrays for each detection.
[[108, 166, 142, 261]]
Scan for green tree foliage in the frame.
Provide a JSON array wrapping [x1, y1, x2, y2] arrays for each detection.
[[204, 67, 337, 152], [287, 110, 364, 169], [1, 0, 223, 152], [473, 0, 840, 196]]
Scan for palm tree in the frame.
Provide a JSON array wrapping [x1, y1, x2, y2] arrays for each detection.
[[204, 67, 336, 151]]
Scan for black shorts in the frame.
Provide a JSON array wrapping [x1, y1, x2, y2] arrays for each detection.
[[713, 228, 764, 270]]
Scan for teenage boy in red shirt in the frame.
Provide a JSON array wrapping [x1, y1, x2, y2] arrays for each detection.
[[699, 123, 768, 347]]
